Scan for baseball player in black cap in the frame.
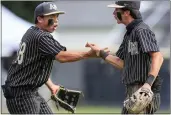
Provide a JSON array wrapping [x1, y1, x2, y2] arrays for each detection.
[[86, 1, 163, 114], [2, 2, 109, 114]]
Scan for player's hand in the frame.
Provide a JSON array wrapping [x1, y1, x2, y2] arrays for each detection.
[[50, 84, 60, 95], [87, 49, 98, 58], [141, 83, 151, 90], [85, 42, 110, 56]]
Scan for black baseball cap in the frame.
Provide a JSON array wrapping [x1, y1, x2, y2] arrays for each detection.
[[107, 1, 141, 10], [34, 2, 65, 21]]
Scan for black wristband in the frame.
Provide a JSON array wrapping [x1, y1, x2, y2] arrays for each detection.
[[99, 50, 109, 60], [145, 74, 156, 86]]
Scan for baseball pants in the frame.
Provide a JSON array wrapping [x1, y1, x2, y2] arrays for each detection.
[[2, 85, 53, 114], [121, 83, 161, 114]]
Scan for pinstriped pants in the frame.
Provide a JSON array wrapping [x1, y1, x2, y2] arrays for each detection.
[[121, 84, 160, 114], [5, 88, 53, 114]]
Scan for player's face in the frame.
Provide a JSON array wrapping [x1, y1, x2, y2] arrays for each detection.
[[113, 8, 128, 24], [113, 8, 121, 24], [43, 14, 59, 33]]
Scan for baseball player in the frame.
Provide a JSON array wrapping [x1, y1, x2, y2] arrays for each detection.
[[86, 1, 163, 114], [1, 2, 109, 114]]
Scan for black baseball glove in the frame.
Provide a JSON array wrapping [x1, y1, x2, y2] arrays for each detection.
[[51, 86, 83, 113]]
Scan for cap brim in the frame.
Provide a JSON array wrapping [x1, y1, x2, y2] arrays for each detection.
[[107, 4, 125, 8], [43, 11, 65, 16]]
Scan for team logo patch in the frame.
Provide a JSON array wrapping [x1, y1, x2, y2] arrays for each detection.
[[49, 4, 57, 10], [128, 40, 139, 55]]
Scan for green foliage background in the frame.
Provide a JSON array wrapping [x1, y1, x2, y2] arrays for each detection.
[[2, 1, 49, 23]]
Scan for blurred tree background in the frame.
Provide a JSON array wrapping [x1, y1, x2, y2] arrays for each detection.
[[2, 1, 48, 23]]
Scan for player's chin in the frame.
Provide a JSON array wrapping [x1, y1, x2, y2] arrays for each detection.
[[49, 27, 57, 33], [47, 29, 54, 33], [48, 30, 53, 33], [116, 19, 122, 24], [117, 21, 122, 24], [114, 17, 121, 24]]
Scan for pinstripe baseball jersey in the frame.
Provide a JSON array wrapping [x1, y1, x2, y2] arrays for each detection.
[[116, 19, 161, 86], [6, 26, 66, 88]]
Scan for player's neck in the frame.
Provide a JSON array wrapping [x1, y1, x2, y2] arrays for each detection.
[[124, 18, 134, 26], [35, 24, 45, 31]]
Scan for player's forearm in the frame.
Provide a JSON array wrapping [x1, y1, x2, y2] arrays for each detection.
[[45, 78, 55, 90], [104, 55, 124, 70], [148, 52, 164, 77], [55, 51, 90, 63]]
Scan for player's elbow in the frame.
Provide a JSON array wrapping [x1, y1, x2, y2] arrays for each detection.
[[157, 52, 164, 64], [58, 59, 66, 63], [151, 52, 164, 65], [159, 53, 164, 64]]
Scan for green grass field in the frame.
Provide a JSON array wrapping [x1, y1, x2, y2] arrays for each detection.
[[52, 105, 170, 114], [1, 105, 170, 114], [54, 106, 120, 114]]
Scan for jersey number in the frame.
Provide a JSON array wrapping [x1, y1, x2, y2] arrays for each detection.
[[17, 42, 26, 64]]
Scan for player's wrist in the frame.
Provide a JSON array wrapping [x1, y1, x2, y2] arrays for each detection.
[[47, 84, 54, 90], [95, 50, 100, 56], [145, 74, 156, 86], [83, 51, 96, 58], [99, 50, 109, 60], [83, 52, 89, 58]]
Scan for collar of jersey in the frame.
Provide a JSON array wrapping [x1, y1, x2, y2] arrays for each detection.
[[126, 19, 143, 32]]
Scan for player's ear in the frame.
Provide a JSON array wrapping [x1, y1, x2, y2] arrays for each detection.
[[124, 10, 130, 17], [37, 16, 44, 23]]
